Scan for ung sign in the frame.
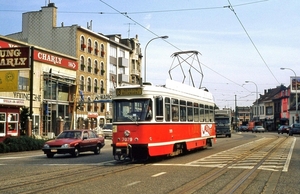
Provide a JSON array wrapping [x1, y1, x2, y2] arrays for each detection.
[[0, 47, 30, 69]]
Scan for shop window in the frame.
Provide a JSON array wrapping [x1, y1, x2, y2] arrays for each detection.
[[7, 113, 18, 136], [0, 113, 6, 136]]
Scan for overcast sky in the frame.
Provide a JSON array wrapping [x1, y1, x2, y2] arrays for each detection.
[[1, 0, 299, 109]]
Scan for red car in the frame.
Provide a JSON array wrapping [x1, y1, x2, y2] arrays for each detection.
[[42, 130, 105, 158]]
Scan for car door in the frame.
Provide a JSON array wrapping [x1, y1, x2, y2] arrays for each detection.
[[81, 130, 90, 152], [88, 131, 98, 151]]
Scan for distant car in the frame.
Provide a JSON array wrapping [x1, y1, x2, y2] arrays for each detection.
[[102, 123, 113, 139], [289, 123, 300, 136], [239, 125, 248, 132], [42, 129, 105, 158], [252, 126, 265, 133], [278, 125, 289, 134]]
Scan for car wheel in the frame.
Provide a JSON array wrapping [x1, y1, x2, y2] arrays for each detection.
[[46, 153, 54, 158], [72, 147, 80, 157], [94, 145, 101, 155]]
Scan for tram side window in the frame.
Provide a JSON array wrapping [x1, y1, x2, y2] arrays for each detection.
[[180, 100, 186, 121], [155, 97, 163, 121], [199, 104, 204, 122], [205, 105, 209, 122], [171, 98, 179, 122], [187, 101, 193, 121], [165, 98, 171, 121], [209, 106, 214, 122], [194, 103, 199, 122]]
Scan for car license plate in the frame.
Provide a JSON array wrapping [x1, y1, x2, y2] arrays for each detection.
[[51, 149, 57, 152]]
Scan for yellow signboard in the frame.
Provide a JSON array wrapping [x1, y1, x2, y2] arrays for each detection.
[[116, 88, 142, 96], [0, 70, 19, 92]]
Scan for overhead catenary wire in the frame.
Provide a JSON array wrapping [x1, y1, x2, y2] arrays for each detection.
[[226, 0, 280, 85]]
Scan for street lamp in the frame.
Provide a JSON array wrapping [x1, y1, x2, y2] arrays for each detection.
[[143, 36, 168, 82], [280, 67, 298, 122], [245, 80, 259, 121]]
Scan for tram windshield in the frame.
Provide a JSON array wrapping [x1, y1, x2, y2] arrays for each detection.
[[113, 99, 152, 122]]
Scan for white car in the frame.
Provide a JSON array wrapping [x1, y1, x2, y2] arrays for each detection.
[[252, 126, 265, 133], [102, 123, 113, 139]]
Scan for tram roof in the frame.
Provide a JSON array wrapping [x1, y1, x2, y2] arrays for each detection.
[[115, 79, 215, 104]]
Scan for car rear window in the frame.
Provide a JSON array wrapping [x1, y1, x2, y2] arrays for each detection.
[[103, 124, 112, 130], [294, 124, 300, 128]]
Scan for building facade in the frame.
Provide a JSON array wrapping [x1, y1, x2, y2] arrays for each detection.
[[0, 36, 77, 140], [6, 3, 142, 131]]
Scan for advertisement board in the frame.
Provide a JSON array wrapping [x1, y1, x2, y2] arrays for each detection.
[[0, 70, 19, 92], [290, 76, 300, 93]]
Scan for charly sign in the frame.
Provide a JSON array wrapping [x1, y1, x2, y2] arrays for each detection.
[[0, 47, 30, 69]]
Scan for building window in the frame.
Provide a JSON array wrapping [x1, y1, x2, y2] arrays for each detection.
[[80, 76, 85, 91], [100, 62, 105, 76], [19, 76, 29, 91], [94, 41, 99, 55], [0, 113, 6, 136], [87, 58, 92, 73], [87, 77, 91, 92], [80, 36, 86, 51], [101, 44, 105, 57], [94, 60, 99, 74], [100, 80, 104, 94], [94, 79, 98, 93], [88, 39, 92, 53], [7, 113, 19, 136], [80, 56, 85, 71]]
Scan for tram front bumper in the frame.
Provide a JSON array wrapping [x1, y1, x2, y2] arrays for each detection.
[[114, 142, 132, 160]]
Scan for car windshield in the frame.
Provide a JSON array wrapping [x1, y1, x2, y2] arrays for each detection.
[[57, 131, 82, 139]]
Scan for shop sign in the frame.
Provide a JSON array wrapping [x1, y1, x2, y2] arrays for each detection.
[[0, 98, 25, 106], [34, 50, 78, 70], [13, 92, 41, 101], [0, 47, 30, 69]]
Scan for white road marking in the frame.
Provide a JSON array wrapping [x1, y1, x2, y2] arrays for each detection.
[[283, 137, 296, 172], [151, 172, 166, 177], [125, 181, 141, 187]]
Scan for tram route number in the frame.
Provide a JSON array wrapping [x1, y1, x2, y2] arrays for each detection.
[[116, 88, 142, 96], [122, 137, 133, 142]]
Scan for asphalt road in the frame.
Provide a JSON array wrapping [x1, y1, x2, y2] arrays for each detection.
[[0, 133, 299, 194]]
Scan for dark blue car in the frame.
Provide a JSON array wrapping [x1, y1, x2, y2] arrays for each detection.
[[289, 123, 300, 136]]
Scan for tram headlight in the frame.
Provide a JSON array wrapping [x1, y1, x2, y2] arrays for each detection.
[[124, 130, 130, 137]]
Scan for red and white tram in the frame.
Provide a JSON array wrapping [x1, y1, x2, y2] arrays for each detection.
[[112, 79, 216, 161]]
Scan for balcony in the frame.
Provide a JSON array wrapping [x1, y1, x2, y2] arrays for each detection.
[[118, 73, 129, 83], [118, 57, 128, 67], [130, 69, 140, 76]]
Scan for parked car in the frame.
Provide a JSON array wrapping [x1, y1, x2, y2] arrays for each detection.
[[252, 126, 265, 133], [289, 123, 300, 136], [102, 123, 113, 139], [239, 125, 249, 132], [277, 125, 289, 134], [42, 129, 105, 158]]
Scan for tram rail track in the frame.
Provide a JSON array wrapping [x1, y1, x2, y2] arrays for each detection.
[[168, 136, 292, 194], [0, 161, 144, 194]]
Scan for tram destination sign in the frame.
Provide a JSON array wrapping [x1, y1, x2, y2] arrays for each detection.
[[0, 47, 30, 69], [116, 88, 142, 96]]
